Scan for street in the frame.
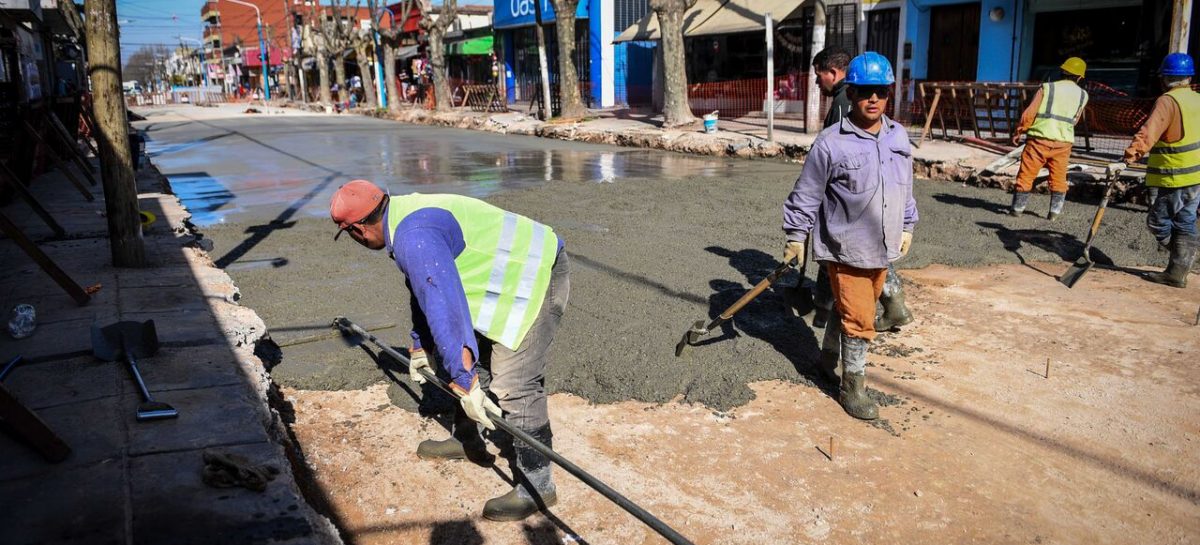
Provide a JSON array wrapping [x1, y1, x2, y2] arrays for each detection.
[[128, 104, 1200, 545]]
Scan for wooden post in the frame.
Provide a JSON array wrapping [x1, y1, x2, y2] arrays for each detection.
[[0, 383, 72, 463], [0, 162, 67, 238], [0, 210, 90, 305], [22, 122, 96, 201], [919, 87, 941, 145], [85, 0, 146, 268], [1170, 0, 1193, 53]]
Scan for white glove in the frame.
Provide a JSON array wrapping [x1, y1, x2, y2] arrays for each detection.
[[408, 349, 430, 385], [783, 240, 806, 267], [460, 382, 502, 430], [900, 232, 913, 257], [1106, 162, 1126, 177]]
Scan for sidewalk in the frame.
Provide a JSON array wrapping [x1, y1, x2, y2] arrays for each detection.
[[0, 157, 340, 544]]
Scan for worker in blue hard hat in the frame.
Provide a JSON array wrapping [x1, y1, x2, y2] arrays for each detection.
[[1010, 57, 1090, 220], [1122, 53, 1200, 288], [782, 51, 918, 420]]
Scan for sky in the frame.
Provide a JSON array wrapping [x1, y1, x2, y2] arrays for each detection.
[[116, 0, 209, 62]]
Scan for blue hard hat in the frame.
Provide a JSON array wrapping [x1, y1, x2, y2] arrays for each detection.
[[1160, 53, 1195, 76], [845, 52, 896, 86]]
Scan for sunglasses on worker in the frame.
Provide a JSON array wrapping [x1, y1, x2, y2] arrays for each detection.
[[849, 85, 892, 99]]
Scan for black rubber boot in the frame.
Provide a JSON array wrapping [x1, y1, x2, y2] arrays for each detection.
[[416, 409, 494, 465], [1047, 192, 1066, 221], [817, 314, 841, 382], [483, 424, 556, 521], [1146, 234, 1198, 288], [874, 266, 914, 332], [813, 267, 833, 328], [1010, 192, 1031, 216], [838, 336, 878, 421]]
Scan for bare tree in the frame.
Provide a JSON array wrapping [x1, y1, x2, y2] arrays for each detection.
[[550, 0, 585, 119], [310, 0, 359, 105], [419, 0, 457, 112], [369, 0, 415, 114], [352, 28, 378, 109], [532, 0, 551, 120], [650, 0, 697, 127]]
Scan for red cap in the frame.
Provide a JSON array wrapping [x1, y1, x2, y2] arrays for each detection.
[[330, 179, 385, 240]]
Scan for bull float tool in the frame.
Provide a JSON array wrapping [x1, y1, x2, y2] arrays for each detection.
[[1059, 163, 1123, 288], [332, 316, 695, 545], [675, 258, 797, 357]]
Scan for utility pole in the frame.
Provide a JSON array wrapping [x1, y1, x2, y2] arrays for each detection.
[[84, 0, 146, 267], [225, 0, 270, 100]]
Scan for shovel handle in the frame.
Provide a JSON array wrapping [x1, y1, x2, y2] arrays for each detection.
[[717, 259, 796, 320], [1081, 174, 1121, 253]]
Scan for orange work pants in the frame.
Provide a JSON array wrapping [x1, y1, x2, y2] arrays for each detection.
[[825, 262, 887, 341], [1014, 137, 1073, 194]]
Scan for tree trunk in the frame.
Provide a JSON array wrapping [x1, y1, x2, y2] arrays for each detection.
[[317, 47, 333, 105], [551, 0, 585, 119], [533, 1, 552, 120], [85, 0, 145, 267], [356, 40, 378, 109], [652, 0, 696, 127], [334, 55, 347, 103], [382, 39, 400, 114], [428, 29, 451, 111]]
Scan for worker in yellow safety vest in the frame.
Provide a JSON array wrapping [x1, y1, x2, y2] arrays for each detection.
[[1009, 57, 1090, 220], [331, 180, 570, 520], [1123, 53, 1200, 288]]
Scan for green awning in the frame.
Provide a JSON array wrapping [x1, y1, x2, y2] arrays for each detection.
[[448, 36, 493, 56]]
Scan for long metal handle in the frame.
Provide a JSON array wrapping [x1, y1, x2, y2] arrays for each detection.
[[333, 316, 695, 545], [125, 353, 153, 402]]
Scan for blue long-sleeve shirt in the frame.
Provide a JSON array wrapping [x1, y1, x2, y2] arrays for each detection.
[[382, 204, 562, 392]]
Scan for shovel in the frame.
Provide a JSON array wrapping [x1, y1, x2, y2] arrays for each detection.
[[91, 320, 179, 421], [1059, 164, 1123, 288], [675, 258, 797, 357]]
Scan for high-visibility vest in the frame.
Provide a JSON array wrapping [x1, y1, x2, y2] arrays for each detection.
[[1146, 87, 1200, 188], [1027, 80, 1088, 143], [386, 194, 559, 350]]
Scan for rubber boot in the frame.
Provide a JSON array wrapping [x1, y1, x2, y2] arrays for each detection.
[[812, 267, 833, 328], [416, 409, 495, 465], [838, 336, 878, 420], [484, 424, 556, 521], [874, 266, 914, 332], [1146, 234, 1198, 288], [1010, 192, 1030, 216], [1047, 192, 1066, 221], [817, 314, 841, 382]]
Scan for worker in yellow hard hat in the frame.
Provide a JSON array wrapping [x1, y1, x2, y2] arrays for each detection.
[[1009, 57, 1090, 220]]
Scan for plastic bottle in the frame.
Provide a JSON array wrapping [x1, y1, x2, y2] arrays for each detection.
[[7, 304, 36, 339]]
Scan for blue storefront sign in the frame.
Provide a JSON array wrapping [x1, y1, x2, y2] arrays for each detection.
[[494, 0, 589, 29]]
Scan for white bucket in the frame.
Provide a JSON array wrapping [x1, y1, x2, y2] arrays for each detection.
[[703, 112, 719, 134]]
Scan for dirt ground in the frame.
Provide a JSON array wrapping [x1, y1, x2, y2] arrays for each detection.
[[282, 263, 1199, 545], [157, 112, 1198, 544]]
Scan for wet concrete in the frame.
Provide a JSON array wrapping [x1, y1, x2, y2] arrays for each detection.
[[136, 107, 1168, 411]]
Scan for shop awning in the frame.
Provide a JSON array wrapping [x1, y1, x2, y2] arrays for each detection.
[[396, 45, 420, 60], [613, 0, 726, 42], [614, 0, 804, 43], [688, 0, 805, 36], [448, 36, 493, 56]]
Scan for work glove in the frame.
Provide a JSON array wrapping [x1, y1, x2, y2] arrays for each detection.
[[783, 240, 805, 268], [408, 349, 431, 385], [1106, 162, 1126, 177], [1010, 133, 1022, 146], [460, 382, 502, 430], [900, 231, 913, 258]]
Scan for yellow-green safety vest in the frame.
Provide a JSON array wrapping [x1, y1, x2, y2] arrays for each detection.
[[1146, 87, 1200, 188], [387, 194, 559, 350], [1027, 80, 1088, 143]]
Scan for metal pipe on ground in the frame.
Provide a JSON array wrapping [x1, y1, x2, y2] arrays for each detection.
[[332, 316, 695, 545]]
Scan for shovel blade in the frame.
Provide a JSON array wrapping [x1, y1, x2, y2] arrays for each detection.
[[1059, 258, 1094, 288], [92, 320, 160, 361], [674, 320, 709, 358]]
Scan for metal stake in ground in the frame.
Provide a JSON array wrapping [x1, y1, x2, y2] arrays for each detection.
[[332, 316, 695, 545], [676, 258, 796, 357]]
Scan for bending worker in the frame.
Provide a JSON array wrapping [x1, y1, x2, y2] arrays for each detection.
[[783, 52, 918, 420], [331, 180, 569, 521], [1123, 53, 1200, 288], [1010, 57, 1090, 220], [803, 46, 914, 341]]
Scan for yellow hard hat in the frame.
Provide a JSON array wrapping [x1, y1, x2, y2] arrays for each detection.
[[1061, 57, 1087, 77]]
